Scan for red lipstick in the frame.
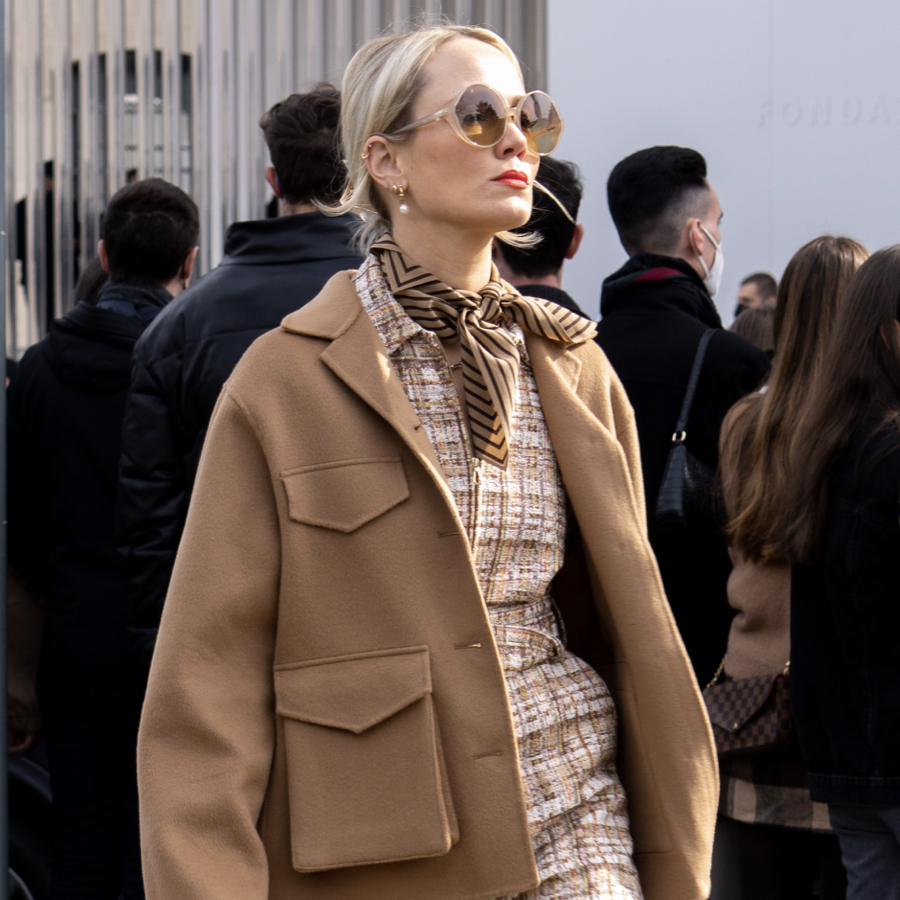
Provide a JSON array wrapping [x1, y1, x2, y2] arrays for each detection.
[[493, 169, 530, 189]]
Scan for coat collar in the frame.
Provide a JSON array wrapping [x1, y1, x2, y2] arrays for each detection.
[[280, 269, 589, 505], [281, 271, 584, 394], [220, 211, 362, 267], [282, 272, 446, 488], [281, 269, 645, 571], [600, 252, 723, 329], [281, 271, 361, 340]]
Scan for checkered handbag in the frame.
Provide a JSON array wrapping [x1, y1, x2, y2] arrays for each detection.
[[702, 663, 792, 758]]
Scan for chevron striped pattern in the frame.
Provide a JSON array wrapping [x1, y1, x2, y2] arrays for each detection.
[[371, 236, 597, 468]]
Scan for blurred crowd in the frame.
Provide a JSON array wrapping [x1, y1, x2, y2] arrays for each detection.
[[7, 36, 900, 900]]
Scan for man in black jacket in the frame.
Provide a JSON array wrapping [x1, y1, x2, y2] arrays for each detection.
[[8, 178, 199, 900], [493, 156, 589, 317], [117, 85, 363, 670], [595, 146, 769, 681]]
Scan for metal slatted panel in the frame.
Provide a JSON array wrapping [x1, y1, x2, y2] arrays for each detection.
[[56, 2, 75, 311], [76, 0, 101, 282], [26, 0, 42, 334], [5, 0, 16, 348], [5, 0, 545, 356]]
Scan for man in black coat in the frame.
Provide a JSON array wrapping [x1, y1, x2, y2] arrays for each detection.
[[594, 146, 769, 682], [117, 85, 363, 669], [493, 156, 589, 318], [8, 178, 199, 900]]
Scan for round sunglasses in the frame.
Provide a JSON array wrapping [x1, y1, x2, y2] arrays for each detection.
[[384, 84, 564, 156]]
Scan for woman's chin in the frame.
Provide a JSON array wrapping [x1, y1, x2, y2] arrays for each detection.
[[475, 206, 532, 236], [499, 202, 533, 232], [404, 204, 531, 240]]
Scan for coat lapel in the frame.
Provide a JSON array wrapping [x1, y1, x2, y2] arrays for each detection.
[[320, 312, 447, 478], [527, 333, 645, 538], [281, 273, 456, 515], [281, 273, 643, 544]]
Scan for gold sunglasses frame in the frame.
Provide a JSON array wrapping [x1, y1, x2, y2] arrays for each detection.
[[383, 84, 564, 156]]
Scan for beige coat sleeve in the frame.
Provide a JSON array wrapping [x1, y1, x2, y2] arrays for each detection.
[[607, 366, 647, 532], [138, 390, 281, 900]]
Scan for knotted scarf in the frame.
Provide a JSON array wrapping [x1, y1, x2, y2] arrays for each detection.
[[371, 235, 597, 468]]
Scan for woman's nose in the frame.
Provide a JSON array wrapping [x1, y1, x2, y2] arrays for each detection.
[[497, 112, 529, 158]]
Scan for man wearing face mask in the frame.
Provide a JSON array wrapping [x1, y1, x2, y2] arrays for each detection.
[[595, 146, 769, 682]]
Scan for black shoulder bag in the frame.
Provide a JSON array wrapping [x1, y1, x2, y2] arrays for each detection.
[[655, 328, 720, 533]]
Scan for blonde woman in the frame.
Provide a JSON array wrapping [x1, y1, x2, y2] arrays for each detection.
[[138, 25, 716, 900]]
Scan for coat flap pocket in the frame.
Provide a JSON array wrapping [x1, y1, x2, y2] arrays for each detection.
[[274, 647, 431, 734], [704, 673, 779, 732], [281, 457, 409, 533]]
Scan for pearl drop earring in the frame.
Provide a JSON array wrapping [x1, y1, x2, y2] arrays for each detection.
[[391, 184, 409, 215]]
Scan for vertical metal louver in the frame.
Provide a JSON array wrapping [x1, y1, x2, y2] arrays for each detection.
[[4, 0, 546, 355]]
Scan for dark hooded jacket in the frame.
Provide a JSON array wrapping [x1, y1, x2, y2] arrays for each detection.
[[8, 284, 172, 706], [117, 211, 362, 673], [595, 254, 769, 680]]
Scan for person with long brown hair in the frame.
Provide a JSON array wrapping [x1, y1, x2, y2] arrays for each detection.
[[728, 304, 775, 355], [713, 236, 868, 899], [779, 245, 900, 899]]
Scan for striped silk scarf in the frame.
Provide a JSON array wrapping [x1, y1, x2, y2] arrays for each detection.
[[371, 235, 597, 468]]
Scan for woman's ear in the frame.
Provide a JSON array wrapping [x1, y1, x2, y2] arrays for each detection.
[[363, 136, 404, 190]]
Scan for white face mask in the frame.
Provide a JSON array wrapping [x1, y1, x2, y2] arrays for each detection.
[[695, 224, 724, 298]]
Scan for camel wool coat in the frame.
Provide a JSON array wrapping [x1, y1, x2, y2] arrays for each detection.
[[138, 271, 717, 900]]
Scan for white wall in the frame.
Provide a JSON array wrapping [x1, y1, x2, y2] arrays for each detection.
[[548, 0, 900, 321]]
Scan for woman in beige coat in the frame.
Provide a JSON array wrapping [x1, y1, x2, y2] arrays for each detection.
[[138, 24, 716, 900]]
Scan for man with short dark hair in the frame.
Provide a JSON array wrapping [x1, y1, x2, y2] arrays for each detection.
[[117, 85, 362, 669], [259, 88, 345, 207], [98, 177, 199, 311], [736, 271, 777, 316], [595, 146, 769, 680], [8, 177, 198, 899], [493, 156, 588, 317]]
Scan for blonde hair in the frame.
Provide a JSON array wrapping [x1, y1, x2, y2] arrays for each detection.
[[324, 25, 531, 253]]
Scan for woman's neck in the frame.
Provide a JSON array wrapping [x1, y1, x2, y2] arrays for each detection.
[[388, 220, 495, 292]]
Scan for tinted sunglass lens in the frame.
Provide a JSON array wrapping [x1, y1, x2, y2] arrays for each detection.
[[520, 92, 562, 155], [455, 86, 507, 146]]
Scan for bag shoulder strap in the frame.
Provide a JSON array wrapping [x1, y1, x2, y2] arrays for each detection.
[[674, 328, 716, 437]]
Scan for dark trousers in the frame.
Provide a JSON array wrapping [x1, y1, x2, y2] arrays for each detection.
[[42, 701, 145, 900], [711, 814, 847, 900], [829, 805, 900, 900]]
